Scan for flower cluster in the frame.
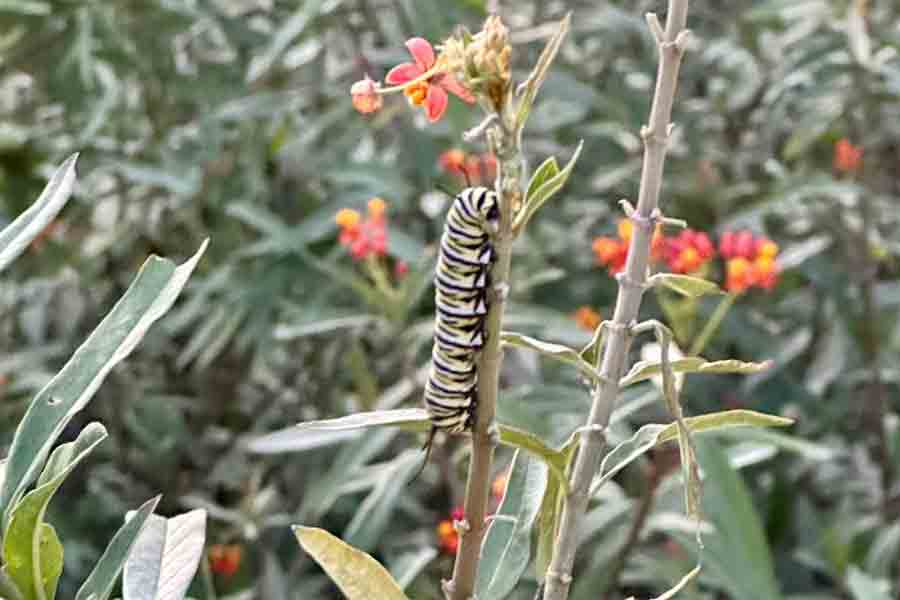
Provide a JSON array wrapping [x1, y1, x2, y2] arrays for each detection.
[[436, 471, 508, 555], [335, 198, 389, 261], [592, 219, 781, 294], [592, 219, 664, 275], [208, 544, 242, 578], [664, 229, 715, 274], [350, 17, 512, 123], [438, 148, 497, 186], [834, 138, 862, 174], [719, 230, 779, 293]]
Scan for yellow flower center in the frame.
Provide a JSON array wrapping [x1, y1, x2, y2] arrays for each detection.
[[404, 81, 429, 106], [335, 208, 361, 228]]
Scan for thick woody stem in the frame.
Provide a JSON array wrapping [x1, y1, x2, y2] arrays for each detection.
[[541, 3, 691, 600], [446, 107, 521, 600]]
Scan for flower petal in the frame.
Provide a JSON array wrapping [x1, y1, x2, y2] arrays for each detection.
[[406, 37, 435, 71], [385, 62, 423, 85], [424, 84, 448, 122], [437, 74, 475, 103]]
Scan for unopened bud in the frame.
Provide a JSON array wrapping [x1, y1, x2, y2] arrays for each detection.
[[350, 76, 383, 114]]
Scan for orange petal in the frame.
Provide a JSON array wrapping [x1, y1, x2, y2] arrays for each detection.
[[386, 62, 423, 85], [439, 74, 475, 103], [406, 37, 435, 71], [425, 84, 448, 122]]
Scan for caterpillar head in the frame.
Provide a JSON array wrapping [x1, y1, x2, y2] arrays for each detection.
[[478, 188, 500, 235]]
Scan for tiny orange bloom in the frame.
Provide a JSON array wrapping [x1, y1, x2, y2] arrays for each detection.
[[573, 306, 602, 332], [368, 197, 387, 219], [834, 138, 862, 174], [492, 472, 509, 500], [208, 544, 242, 578], [335, 208, 361, 229], [437, 519, 459, 554], [350, 76, 384, 115], [725, 257, 752, 294]]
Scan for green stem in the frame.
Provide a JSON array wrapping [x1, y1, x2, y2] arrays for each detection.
[[688, 292, 736, 356]]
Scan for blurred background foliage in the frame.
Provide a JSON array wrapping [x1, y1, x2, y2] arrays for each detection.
[[1, 0, 899, 598]]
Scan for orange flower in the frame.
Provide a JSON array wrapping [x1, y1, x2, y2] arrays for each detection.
[[208, 544, 242, 578], [572, 306, 602, 332], [593, 219, 663, 275], [438, 149, 497, 186], [439, 149, 467, 175], [492, 472, 509, 500], [720, 232, 780, 294], [834, 138, 862, 174], [335, 199, 390, 260], [664, 229, 715, 274], [437, 520, 458, 554]]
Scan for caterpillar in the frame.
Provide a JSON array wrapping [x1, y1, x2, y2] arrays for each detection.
[[423, 186, 499, 450]]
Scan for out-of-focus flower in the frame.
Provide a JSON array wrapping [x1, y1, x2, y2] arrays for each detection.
[[394, 260, 409, 279], [208, 544, 242, 578], [385, 38, 474, 122], [335, 198, 389, 260], [664, 229, 715, 274], [438, 149, 497, 186], [572, 306, 602, 332], [834, 138, 862, 174], [350, 75, 383, 114], [492, 472, 508, 501], [437, 505, 466, 555], [720, 231, 780, 293], [593, 219, 663, 275]]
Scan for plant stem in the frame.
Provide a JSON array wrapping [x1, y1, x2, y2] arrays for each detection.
[[447, 105, 522, 600], [688, 292, 736, 356], [541, 4, 691, 599]]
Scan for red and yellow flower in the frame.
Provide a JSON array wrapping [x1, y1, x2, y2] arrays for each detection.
[[439, 149, 497, 186], [719, 231, 779, 294], [663, 229, 715, 274], [833, 138, 862, 174], [593, 219, 664, 275], [335, 198, 389, 261], [208, 544, 242, 578], [572, 306, 602, 332]]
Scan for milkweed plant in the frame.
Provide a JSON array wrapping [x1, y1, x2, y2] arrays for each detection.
[[274, 3, 794, 600]]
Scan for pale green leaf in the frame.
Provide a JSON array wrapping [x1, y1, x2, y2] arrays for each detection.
[[515, 13, 571, 132], [75, 496, 161, 600], [0, 154, 78, 274], [501, 330, 603, 382], [476, 451, 548, 599], [293, 527, 410, 600], [649, 273, 723, 298], [846, 567, 892, 600], [512, 141, 583, 235], [3, 423, 107, 600], [525, 156, 559, 203], [123, 510, 207, 600]]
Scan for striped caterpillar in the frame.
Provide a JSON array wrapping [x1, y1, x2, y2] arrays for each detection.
[[423, 186, 499, 449]]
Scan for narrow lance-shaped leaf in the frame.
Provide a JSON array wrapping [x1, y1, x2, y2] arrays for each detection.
[[294, 526, 410, 600], [515, 13, 571, 131], [75, 496, 161, 600], [0, 153, 78, 273], [0, 241, 208, 529], [512, 140, 583, 235], [123, 509, 207, 600], [3, 423, 108, 600], [475, 451, 548, 599], [502, 330, 604, 383], [648, 273, 723, 298], [620, 357, 770, 387]]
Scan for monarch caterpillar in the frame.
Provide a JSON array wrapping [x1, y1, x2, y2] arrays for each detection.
[[423, 186, 499, 453]]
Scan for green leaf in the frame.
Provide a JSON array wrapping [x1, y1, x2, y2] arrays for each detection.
[[689, 438, 784, 600], [619, 357, 771, 386], [593, 410, 793, 493], [649, 273, 723, 298], [343, 451, 421, 553], [123, 509, 207, 600], [497, 425, 568, 493], [475, 451, 548, 599], [525, 156, 560, 203], [75, 496, 161, 600], [534, 466, 564, 582], [0, 568, 24, 600], [501, 330, 603, 383], [846, 567, 892, 600], [293, 527, 410, 600], [3, 423, 107, 600], [0, 241, 207, 529], [515, 13, 571, 132], [512, 141, 583, 235], [0, 154, 78, 274]]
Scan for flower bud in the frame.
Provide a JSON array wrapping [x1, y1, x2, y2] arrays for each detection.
[[350, 76, 383, 114]]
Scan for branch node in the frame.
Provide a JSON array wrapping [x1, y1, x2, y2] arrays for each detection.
[[464, 114, 500, 142], [487, 422, 501, 447], [492, 281, 510, 302], [547, 570, 574, 585], [576, 423, 605, 441], [666, 122, 676, 137], [442, 579, 455, 600], [615, 271, 646, 291], [661, 216, 688, 229], [620, 200, 663, 232], [645, 12, 664, 44], [454, 519, 472, 534], [674, 29, 692, 51]]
